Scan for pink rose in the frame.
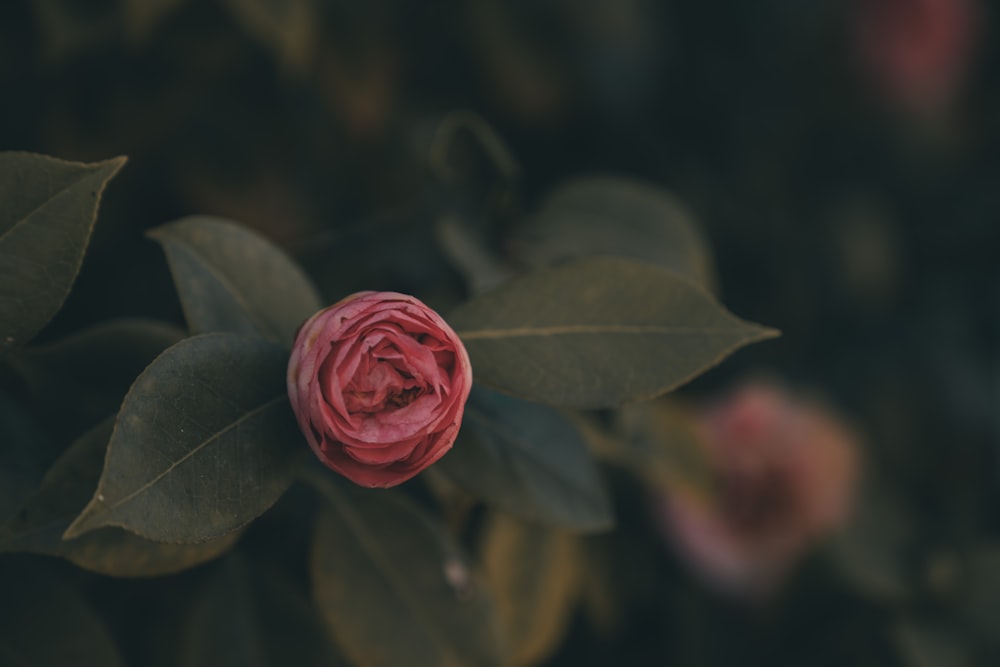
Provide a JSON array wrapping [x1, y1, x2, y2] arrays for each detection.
[[654, 381, 859, 598], [287, 291, 473, 488], [852, 0, 979, 115]]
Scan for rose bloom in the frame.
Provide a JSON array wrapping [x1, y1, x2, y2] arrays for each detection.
[[852, 0, 979, 115], [654, 381, 859, 598], [287, 292, 473, 488]]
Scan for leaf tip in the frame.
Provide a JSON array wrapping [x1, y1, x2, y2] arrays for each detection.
[[756, 325, 782, 341], [97, 155, 128, 181], [144, 226, 165, 243], [62, 498, 105, 541], [733, 316, 780, 345]]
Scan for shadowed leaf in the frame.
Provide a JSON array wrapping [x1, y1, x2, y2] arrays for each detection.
[[9, 318, 184, 440], [0, 152, 126, 354], [436, 215, 514, 295], [181, 555, 349, 667], [449, 256, 778, 408], [1, 418, 240, 576], [64, 333, 302, 543], [436, 386, 612, 531], [149, 216, 322, 347], [481, 513, 584, 667], [511, 176, 717, 291], [308, 473, 504, 667], [583, 400, 714, 495], [0, 560, 124, 666]]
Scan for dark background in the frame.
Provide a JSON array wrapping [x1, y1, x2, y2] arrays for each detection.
[[1, 1, 997, 665]]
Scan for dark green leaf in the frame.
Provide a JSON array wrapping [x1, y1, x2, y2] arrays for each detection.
[[308, 473, 504, 667], [436, 386, 612, 531], [66, 525, 240, 577], [436, 215, 514, 295], [1, 418, 240, 576], [0, 152, 126, 353], [510, 176, 717, 291], [481, 513, 583, 667], [448, 256, 778, 408], [428, 110, 520, 186], [148, 216, 322, 346], [181, 555, 350, 667], [64, 333, 303, 543], [8, 318, 184, 439], [0, 560, 124, 666], [585, 400, 715, 494]]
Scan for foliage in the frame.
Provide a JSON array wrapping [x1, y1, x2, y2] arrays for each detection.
[[0, 144, 773, 665], [1, 2, 996, 666]]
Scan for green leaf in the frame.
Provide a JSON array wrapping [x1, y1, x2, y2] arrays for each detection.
[[308, 473, 504, 667], [435, 386, 612, 531], [0, 152, 126, 353], [148, 216, 322, 347], [436, 215, 514, 295], [180, 555, 350, 667], [0, 560, 124, 666], [481, 513, 584, 667], [63, 333, 303, 543], [448, 256, 778, 408], [8, 318, 184, 440], [584, 400, 715, 494], [63, 524, 240, 577], [1, 418, 240, 577], [510, 176, 717, 291]]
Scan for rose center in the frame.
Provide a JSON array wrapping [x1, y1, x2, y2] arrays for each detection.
[[387, 386, 421, 408], [721, 466, 797, 539], [343, 359, 425, 414]]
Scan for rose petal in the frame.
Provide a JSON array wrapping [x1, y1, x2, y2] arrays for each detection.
[[287, 291, 472, 488]]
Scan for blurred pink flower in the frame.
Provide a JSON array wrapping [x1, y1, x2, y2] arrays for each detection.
[[654, 381, 860, 598], [852, 0, 979, 116]]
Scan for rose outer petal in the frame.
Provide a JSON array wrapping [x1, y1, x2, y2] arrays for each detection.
[[288, 291, 472, 488]]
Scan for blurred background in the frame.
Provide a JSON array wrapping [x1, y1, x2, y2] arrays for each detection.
[[1, 0, 998, 665]]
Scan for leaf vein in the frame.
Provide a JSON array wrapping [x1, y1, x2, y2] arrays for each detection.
[[457, 324, 751, 340], [97, 394, 285, 515], [0, 170, 101, 244]]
